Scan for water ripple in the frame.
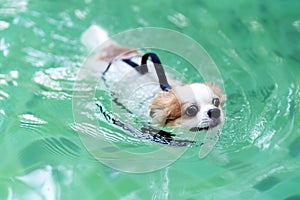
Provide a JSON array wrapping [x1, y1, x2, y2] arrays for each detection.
[[0, 20, 10, 31], [18, 137, 82, 170], [0, 38, 10, 57], [221, 78, 300, 153], [33, 66, 79, 92], [16, 166, 56, 200], [0, 70, 18, 86], [0, 108, 5, 133], [167, 13, 188, 28], [0, 0, 28, 16], [19, 113, 48, 130], [24, 47, 75, 68]]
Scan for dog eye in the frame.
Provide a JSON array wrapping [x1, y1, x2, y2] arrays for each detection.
[[185, 105, 199, 117], [212, 98, 220, 107]]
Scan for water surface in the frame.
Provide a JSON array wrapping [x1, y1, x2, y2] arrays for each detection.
[[0, 0, 299, 199]]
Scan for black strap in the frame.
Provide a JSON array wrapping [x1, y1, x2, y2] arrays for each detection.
[[102, 62, 111, 77], [122, 58, 139, 68], [102, 58, 139, 77], [140, 53, 172, 92], [97, 103, 173, 144], [102, 53, 172, 92], [96, 103, 194, 146]]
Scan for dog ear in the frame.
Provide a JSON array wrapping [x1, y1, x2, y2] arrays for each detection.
[[205, 83, 226, 102], [149, 91, 181, 126]]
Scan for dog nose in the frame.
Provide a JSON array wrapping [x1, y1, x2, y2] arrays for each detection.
[[207, 108, 220, 119]]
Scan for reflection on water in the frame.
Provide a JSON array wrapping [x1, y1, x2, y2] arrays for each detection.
[[0, 0, 28, 16], [33, 66, 79, 92], [0, 38, 10, 56], [17, 166, 57, 200]]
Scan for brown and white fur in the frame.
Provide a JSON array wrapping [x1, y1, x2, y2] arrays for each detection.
[[81, 25, 225, 132]]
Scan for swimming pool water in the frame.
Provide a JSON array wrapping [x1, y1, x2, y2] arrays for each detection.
[[0, 0, 300, 199]]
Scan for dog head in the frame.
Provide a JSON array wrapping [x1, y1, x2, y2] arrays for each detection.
[[149, 83, 225, 131]]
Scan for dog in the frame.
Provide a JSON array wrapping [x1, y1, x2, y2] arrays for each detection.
[[81, 25, 225, 137]]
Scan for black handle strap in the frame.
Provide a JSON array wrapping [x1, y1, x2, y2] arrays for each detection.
[[103, 53, 172, 92], [139, 53, 172, 92]]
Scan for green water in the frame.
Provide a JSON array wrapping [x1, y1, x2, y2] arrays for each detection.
[[1, 0, 300, 199]]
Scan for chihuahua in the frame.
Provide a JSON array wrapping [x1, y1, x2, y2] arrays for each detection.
[[81, 25, 225, 135]]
